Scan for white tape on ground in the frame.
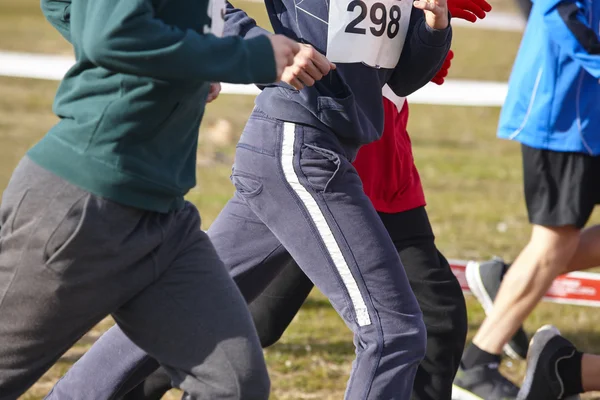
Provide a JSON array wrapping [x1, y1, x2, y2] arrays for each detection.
[[452, 12, 525, 32], [0, 51, 74, 81], [0, 50, 509, 107]]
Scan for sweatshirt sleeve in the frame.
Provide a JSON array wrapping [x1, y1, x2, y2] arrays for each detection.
[[40, 0, 72, 43], [387, 9, 452, 97], [538, 0, 600, 78], [72, 0, 276, 84], [223, 1, 272, 38]]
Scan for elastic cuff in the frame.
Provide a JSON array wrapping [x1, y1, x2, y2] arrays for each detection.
[[418, 13, 452, 46], [245, 35, 277, 84]]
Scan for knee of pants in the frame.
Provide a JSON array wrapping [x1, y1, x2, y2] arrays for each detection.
[[449, 301, 468, 351], [182, 372, 270, 400], [239, 368, 271, 400], [425, 295, 467, 359], [423, 252, 468, 350], [376, 312, 428, 365], [183, 370, 270, 400], [251, 304, 287, 348], [412, 316, 428, 362], [362, 291, 428, 366], [451, 289, 468, 346], [433, 278, 468, 347], [177, 350, 271, 400], [239, 372, 272, 400], [257, 323, 284, 348]]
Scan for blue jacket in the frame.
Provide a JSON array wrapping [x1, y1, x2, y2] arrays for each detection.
[[225, 2, 451, 147], [498, 0, 600, 155]]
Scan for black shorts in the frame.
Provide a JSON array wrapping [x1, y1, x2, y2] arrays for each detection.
[[522, 144, 600, 229]]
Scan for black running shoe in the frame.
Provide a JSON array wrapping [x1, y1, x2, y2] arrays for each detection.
[[466, 258, 529, 359], [517, 325, 581, 400], [453, 363, 519, 400]]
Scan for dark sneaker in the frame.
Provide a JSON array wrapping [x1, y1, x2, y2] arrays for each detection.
[[466, 258, 529, 359], [517, 325, 581, 400], [453, 363, 519, 400]]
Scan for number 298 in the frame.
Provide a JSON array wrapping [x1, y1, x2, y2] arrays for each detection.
[[344, 0, 402, 39]]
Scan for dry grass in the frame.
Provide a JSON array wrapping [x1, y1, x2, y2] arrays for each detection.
[[2, 1, 600, 399]]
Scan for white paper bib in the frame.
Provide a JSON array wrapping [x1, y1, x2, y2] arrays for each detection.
[[326, 0, 412, 69]]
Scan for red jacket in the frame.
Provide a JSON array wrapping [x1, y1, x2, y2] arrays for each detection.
[[343, 0, 491, 214], [352, 98, 425, 214]]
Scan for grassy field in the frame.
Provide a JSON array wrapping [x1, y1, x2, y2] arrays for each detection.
[[2, 1, 600, 399]]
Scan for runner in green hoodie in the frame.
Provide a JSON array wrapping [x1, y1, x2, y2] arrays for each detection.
[[0, 0, 333, 398]]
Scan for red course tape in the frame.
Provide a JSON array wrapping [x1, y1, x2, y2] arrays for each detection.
[[449, 260, 600, 307]]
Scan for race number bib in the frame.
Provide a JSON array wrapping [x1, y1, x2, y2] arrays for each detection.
[[204, 0, 226, 37], [326, 0, 412, 69]]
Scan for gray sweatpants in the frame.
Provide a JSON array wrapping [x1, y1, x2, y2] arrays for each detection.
[[0, 157, 269, 400], [209, 112, 427, 398], [47, 110, 427, 399]]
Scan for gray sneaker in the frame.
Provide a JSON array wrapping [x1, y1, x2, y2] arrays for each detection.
[[453, 363, 519, 400], [517, 325, 581, 400], [466, 258, 529, 359]]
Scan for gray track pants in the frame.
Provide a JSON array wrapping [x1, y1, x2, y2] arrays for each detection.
[[0, 157, 269, 400]]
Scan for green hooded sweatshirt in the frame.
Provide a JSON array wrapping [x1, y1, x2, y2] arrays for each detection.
[[30, 0, 275, 212]]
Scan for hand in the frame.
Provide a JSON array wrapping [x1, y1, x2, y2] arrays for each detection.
[[448, 0, 491, 22], [281, 44, 336, 90], [268, 35, 302, 82], [431, 50, 453, 85], [413, 0, 449, 30], [206, 82, 221, 103]]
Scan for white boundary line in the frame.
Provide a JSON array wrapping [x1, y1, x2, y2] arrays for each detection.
[[0, 50, 509, 107], [452, 12, 525, 32]]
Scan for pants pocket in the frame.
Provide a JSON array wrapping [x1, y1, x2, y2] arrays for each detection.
[[1, 189, 30, 237], [231, 171, 264, 198], [299, 144, 341, 193], [43, 194, 90, 274]]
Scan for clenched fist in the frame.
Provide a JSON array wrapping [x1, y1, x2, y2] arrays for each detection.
[[268, 35, 302, 82], [281, 44, 336, 90], [206, 82, 221, 103]]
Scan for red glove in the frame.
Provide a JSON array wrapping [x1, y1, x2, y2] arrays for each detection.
[[448, 0, 492, 22], [431, 50, 453, 85], [430, 0, 491, 85]]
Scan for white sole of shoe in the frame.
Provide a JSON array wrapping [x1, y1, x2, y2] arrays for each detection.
[[451, 384, 484, 400], [465, 261, 523, 360]]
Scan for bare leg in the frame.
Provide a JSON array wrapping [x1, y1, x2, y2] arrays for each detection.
[[472, 225, 580, 354], [564, 225, 600, 273], [582, 354, 600, 392]]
